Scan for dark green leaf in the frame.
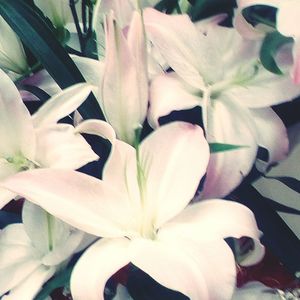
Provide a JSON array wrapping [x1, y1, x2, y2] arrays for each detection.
[[260, 31, 293, 75], [0, 0, 105, 120], [209, 143, 247, 153]]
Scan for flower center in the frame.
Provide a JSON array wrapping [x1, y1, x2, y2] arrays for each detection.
[[210, 61, 260, 99], [6, 153, 38, 172]]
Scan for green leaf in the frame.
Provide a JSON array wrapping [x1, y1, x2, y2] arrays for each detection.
[[209, 143, 247, 153], [0, 0, 105, 120], [34, 267, 73, 300], [260, 31, 293, 75]]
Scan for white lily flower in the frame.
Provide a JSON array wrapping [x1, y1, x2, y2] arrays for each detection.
[[0, 69, 99, 208], [101, 11, 148, 145], [236, 0, 300, 84], [144, 8, 300, 198], [0, 16, 28, 75], [1, 121, 264, 300], [0, 200, 87, 299], [71, 10, 149, 145]]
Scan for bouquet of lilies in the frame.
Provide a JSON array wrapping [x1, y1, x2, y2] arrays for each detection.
[[0, 0, 299, 299]]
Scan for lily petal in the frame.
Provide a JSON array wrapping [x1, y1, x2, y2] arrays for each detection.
[[143, 8, 209, 88], [127, 11, 149, 119], [102, 12, 147, 144], [1, 169, 137, 238], [0, 224, 41, 296], [22, 200, 84, 266], [70, 237, 131, 300], [32, 83, 93, 128], [148, 73, 201, 128], [130, 238, 235, 300], [0, 188, 17, 209], [202, 99, 257, 198], [0, 16, 28, 74], [291, 39, 300, 84], [34, 124, 98, 169], [251, 108, 288, 164], [276, 0, 300, 38], [224, 66, 300, 108], [159, 199, 265, 266], [0, 70, 35, 160], [75, 118, 116, 146], [140, 122, 209, 228], [103, 140, 141, 213], [3, 266, 55, 300], [71, 55, 105, 87]]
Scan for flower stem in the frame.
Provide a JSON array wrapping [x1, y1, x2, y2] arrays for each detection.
[[46, 212, 54, 252]]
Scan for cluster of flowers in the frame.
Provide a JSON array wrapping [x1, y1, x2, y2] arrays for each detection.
[[0, 0, 299, 299]]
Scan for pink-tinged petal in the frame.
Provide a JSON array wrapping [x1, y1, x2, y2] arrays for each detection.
[[195, 14, 228, 33], [148, 73, 201, 128], [32, 83, 92, 128], [0, 70, 35, 160], [143, 8, 210, 88], [70, 238, 131, 300], [224, 67, 300, 108], [103, 140, 141, 214], [93, 0, 134, 30], [140, 122, 209, 228], [130, 238, 236, 300], [75, 119, 116, 145], [1, 169, 138, 238], [130, 238, 208, 300], [159, 199, 265, 266], [3, 266, 55, 300], [21, 69, 61, 99], [276, 1, 300, 38], [232, 281, 278, 300], [291, 39, 300, 84], [202, 100, 257, 198], [34, 124, 98, 169], [234, 8, 266, 40], [102, 12, 147, 145], [127, 11, 149, 123], [251, 108, 288, 164]]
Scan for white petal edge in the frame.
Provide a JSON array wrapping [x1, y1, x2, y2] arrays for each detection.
[[70, 238, 131, 300], [32, 83, 93, 128]]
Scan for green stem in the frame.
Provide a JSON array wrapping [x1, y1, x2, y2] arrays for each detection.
[[46, 212, 54, 252]]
